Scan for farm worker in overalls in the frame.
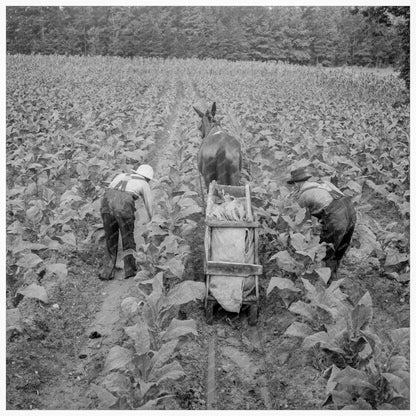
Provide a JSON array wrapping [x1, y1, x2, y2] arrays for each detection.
[[287, 166, 356, 282], [99, 164, 154, 280]]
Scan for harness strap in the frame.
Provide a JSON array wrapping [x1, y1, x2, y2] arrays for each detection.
[[203, 120, 222, 138], [330, 190, 344, 200]]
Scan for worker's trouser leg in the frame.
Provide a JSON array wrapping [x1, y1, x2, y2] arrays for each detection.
[[118, 215, 137, 278], [100, 189, 138, 280], [100, 212, 119, 280], [320, 197, 356, 282]]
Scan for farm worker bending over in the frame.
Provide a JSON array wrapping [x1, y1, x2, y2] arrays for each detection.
[[99, 164, 154, 280], [287, 166, 356, 282]]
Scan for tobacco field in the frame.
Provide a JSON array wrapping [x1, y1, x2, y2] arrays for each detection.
[[6, 55, 410, 410]]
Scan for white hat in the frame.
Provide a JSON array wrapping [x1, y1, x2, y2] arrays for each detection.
[[134, 164, 154, 180]]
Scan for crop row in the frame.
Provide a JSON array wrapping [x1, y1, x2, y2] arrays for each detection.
[[6, 55, 409, 409], [183, 58, 409, 409]]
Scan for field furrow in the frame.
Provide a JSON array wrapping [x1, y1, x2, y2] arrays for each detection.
[[6, 55, 409, 411]]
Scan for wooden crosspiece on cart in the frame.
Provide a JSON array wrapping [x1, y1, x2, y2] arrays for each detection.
[[203, 180, 263, 325]]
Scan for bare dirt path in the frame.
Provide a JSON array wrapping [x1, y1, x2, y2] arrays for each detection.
[[37, 277, 137, 409]]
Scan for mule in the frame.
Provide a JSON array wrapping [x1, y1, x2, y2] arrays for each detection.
[[193, 102, 242, 191]]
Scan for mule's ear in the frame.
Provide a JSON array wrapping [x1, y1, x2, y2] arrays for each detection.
[[211, 102, 216, 117], [193, 106, 204, 118]]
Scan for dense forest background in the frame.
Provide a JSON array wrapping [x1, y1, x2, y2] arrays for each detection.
[[6, 6, 410, 86], [5, 6, 406, 64]]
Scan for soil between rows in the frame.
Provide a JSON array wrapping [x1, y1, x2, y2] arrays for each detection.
[[7, 235, 408, 410], [6, 82, 409, 411]]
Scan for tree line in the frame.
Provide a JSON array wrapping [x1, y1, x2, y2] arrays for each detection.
[[6, 6, 409, 84]]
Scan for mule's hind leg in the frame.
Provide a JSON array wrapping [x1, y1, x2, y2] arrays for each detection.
[[199, 172, 206, 214], [229, 170, 241, 186], [227, 157, 241, 186], [215, 148, 229, 185]]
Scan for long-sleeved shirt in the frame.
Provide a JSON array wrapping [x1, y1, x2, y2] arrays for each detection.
[[297, 180, 344, 216], [109, 173, 153, 219]]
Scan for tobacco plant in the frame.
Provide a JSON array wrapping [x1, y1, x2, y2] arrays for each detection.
[[324, 328, 410, 409], [119, 272, 205, 408]]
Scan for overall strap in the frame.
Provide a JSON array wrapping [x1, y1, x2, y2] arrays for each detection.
[[328, 189, 344, 200], [113, 180, 128, 191], [130, 174, 147, 181], [112, 174, 134, 191], [299, 183, 344, 200], [111, 174, 147, 192]]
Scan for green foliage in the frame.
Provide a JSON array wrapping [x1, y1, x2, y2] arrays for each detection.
[[6, 54, 174, 283], [298, 290, 374, 368], [6, 54, 203, 408], [6, 55, 409, 409], [6, 6, 405, 69], [324, 328, 410, 409], [279, 274, 410, 409], [356, 6, 409, 88], [113, 272, 204, 408]]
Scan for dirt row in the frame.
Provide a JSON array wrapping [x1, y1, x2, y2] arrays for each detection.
[[167, 81, 327, 410], [7, 76, 409, 411], [77, 78, 190, 409], [169, 81, 409, 410], [6, 79, 188, 410]]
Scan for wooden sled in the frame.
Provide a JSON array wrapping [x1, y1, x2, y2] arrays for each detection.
[[204, 180, 262, 326]]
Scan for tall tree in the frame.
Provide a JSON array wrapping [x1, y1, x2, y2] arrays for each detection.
[[354, 6, 410, 87], [6, 5, 406, 74]]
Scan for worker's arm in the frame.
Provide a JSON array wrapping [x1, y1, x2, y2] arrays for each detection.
[[141, 183, 153, 221]]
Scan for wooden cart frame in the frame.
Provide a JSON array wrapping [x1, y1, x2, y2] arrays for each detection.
[[204, 181, 263, 326]]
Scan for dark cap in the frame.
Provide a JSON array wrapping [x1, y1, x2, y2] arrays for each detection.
[[287, 166, 312, 184]]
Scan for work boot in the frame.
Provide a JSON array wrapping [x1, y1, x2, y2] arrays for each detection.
[[326, 269, 338, 285], [124, 262, 138, 279], [98, 257, 116, 281], [124, 270, 137, 279], [124, 254, 138, 279], [98, 267, 115, 281]]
